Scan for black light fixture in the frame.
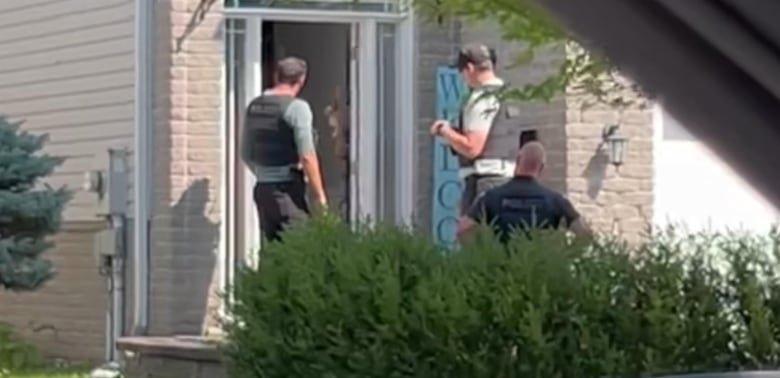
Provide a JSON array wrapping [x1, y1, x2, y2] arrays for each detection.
[[602, 124, 628, 167]]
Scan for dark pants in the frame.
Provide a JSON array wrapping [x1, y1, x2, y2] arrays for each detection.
[[253, 173, 310, 242], [460, 175, 510, 215]]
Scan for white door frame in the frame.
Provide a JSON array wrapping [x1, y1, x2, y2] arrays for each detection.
[[223, 8, 416, 269]]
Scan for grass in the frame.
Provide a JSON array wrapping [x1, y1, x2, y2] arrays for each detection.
[[1, 368, 89, 378]]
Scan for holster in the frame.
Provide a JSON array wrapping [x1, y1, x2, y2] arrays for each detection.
[[290, 167, 307, 198]]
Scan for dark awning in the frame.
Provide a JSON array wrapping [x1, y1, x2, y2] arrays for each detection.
[[534, 0, 780, 209]]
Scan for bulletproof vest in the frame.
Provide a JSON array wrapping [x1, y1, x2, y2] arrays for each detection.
[[483, 180, 563, 241], [453, 84, 522, 168], [243, 95, 297, 168]]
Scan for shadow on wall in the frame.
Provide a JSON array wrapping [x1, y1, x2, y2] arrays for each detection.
[[147, 0, 221, 336], [165, 179, 219, 335], [175, 0, 218, 52], [583, 146, 609, 199]]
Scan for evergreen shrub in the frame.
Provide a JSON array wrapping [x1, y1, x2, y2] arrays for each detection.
[[0, 117, 70, 291]]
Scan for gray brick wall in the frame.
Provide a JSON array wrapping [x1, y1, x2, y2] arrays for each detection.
[[413, 18, 460, 231], [565, 81, 654, 242]]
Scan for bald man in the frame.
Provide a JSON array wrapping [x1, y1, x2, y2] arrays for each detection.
[[457, 142, 591, 242]]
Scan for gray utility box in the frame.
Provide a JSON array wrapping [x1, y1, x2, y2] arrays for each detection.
[[84, 148, 130, 266], [84, 148, 130, 218], [93, 228, 122, 266]]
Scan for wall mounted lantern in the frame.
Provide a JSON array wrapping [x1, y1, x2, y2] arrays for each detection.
[[602, 124, 628, 167]]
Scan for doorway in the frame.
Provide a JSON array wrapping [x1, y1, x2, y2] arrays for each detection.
[[233, 18, 365, 262], [222, 13, 417, 321], [224, 14, 416, 278], [261, 21, 353, 219]]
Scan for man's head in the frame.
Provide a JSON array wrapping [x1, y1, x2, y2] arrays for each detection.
[[515, 141, 547, 177], [455, 43, 497, 87], [274, 57, 307, 94]]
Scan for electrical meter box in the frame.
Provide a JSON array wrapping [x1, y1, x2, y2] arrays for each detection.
[[84, 148, 130, 217], [93, 228, 122, 266]]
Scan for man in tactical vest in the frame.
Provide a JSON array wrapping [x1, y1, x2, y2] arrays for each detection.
[[457, 142, 591, 243], [430, 43, 521, 215], [241, 57, 328, 242]]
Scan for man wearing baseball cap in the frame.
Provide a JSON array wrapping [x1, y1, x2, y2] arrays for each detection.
[[431, 43, 523, 214]]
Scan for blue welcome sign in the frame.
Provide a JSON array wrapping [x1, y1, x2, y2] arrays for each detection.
[[432, 67, 466, 246]]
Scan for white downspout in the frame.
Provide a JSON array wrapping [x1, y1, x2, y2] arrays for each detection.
[[132, 0, 153, 335], [397, 9, 416, 226]]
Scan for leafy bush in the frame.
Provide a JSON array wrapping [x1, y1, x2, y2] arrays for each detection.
[[225, 216, 780, 377], [0, 322, 42, 375], [0, 323, 88, 378]]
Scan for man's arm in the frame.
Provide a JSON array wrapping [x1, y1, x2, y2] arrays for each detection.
[[286, 100, 327, 207], [558, 195, 592, 238], [457, 194, 488, 242], [432, 94, 498, 159], [439, 127, 488, 159]]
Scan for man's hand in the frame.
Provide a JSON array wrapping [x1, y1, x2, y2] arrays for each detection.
[[430, 120, 450, 136], [300, 152, 328, 213], [456, 216, 479, 242], [568, 218, 593, 240], [316, 195, 328, 209]]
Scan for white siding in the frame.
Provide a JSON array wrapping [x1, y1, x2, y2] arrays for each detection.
[[0, 0, 135, 221]]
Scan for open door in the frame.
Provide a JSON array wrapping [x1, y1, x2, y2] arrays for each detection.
[[223, 9, 416, 318], [238, 18, 380, 265]]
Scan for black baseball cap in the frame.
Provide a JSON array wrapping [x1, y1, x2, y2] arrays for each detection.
[[454, 43, 497, 70]]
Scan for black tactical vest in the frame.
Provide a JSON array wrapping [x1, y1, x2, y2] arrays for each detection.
[[453, 84, 522, 168], [243, 95, 297, 168], [482, 178, 564, 242]]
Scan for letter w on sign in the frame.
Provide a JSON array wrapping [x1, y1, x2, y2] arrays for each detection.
[[432, 67, 466, 247]]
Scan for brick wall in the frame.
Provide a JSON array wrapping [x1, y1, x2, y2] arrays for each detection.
[[413, 18, 460, 231], [564, 69, 654, 241], [148, 0, 223, 336]]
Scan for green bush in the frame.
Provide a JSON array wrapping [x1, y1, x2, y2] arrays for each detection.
[[0, 322, 42, 375], [224, 216, 780, 377], [0, 323, 88, 378]]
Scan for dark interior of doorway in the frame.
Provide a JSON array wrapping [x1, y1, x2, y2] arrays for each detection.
[[261, 21, 353, 220]]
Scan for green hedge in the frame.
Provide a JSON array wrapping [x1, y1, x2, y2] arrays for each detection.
[[0, 322, 41, 375], [225, 216, 780, 377]]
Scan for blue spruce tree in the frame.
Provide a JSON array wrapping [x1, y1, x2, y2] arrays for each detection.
[[0, 116, 71, 290]]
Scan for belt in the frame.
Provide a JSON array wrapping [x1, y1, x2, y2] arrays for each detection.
[[458, 159, 515, 179]]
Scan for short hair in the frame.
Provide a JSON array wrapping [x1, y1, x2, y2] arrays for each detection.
[[456, 43, 494, 72], [516, 141, 547, 169], [275, 57, 307, 85]]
